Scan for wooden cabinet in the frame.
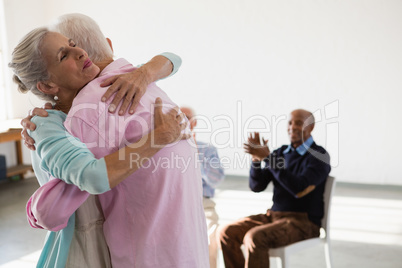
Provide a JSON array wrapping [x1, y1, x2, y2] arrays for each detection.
[[0, 128, 33, 179]]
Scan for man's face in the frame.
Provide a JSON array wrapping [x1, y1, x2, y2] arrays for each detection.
[[287, 110, 313, 147]]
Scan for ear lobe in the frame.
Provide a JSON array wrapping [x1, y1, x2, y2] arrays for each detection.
[[37, 81, 58, 95]]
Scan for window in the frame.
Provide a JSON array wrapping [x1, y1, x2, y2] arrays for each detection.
[[0, 0, 11, 121]]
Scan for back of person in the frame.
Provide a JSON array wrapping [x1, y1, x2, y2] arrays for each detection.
[[64, 58, 209, 267]]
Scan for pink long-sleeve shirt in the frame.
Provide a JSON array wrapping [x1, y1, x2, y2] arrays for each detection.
[[30, 58, 209, 268]]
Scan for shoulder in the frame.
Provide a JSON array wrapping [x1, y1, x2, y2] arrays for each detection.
[[310, 142, 327, 153], [30, 110, 66, 131], [306, 142, 331, 168]]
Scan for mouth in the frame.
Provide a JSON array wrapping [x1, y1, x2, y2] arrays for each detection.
[[83, 59, 92, 69]]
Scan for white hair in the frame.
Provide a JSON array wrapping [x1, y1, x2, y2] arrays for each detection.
[[8, 27, 54, 102], [50, 13, 113, 63]]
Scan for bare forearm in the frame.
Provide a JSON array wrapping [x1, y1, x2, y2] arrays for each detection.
[[104, 130, 163, 188], [143, 55, 174, 82], [103, 97, 184, 189]]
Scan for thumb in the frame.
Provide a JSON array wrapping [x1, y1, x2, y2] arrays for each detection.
[[154, 97, 163, 113]]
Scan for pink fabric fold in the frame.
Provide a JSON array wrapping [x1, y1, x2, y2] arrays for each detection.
[[26, 178, 89, 231]]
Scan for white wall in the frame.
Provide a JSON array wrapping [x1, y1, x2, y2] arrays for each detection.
[[3, 0, 402, 185]]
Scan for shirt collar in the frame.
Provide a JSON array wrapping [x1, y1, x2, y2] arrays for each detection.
[[283, 136, 314, 156], [99, 58, 133, 77]]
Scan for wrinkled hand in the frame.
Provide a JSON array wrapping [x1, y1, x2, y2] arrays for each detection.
[[21, 103, 53, 150], [100, 66, 150, 115], [153, 98, 190, 146], [243, 132, 270, 162]]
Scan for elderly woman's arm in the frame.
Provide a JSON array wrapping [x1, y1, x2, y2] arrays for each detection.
[[29, 98, 186, 194]]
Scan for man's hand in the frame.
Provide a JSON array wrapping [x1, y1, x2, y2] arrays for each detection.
[[21, 103, 53, 150], [152, 98, 190, 146], [243, 132, 270, 162], [100, 66, 150, 116]]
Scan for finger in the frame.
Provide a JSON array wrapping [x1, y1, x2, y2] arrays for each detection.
[[43, 102, 53, 110], [128, 89, 147, 114], [101, 78, 120, 102], [21, 129, 35, 145], [24, 141, 36, 151], [176, 113, 185, 122], [244, 148, 252, 154], [20, 117, 30, 128], [100, 76, 118, 88], [21, 118, 35, 131], [167, 106, 180, 118], [181, 133, 191, 140], [32, 107, 48, 117], [154, 98, 163, 114], [108, 89, 127, 114], [118, 92, 135, 116], [180, 121, 188, 130]]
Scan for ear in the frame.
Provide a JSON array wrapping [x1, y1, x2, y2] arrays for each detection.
[[309, 123, 315, 132], [190, 118, 197, 131], [106, 38, 113, 52], [37, 81, 59, 95]]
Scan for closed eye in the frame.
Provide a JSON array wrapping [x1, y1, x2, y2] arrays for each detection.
[[60, 52, 67, 61]]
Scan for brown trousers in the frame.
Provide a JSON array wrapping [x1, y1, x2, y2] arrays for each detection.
[[218, 210, 320, 268]]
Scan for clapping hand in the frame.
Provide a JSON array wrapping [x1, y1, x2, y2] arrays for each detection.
[[243, 132, 270, 162]]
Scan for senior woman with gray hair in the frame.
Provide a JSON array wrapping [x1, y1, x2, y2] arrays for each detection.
[[9, 16, 186, 268]]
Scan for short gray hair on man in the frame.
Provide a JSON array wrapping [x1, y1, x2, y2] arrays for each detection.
[[8, 27, 54, 102], [51, 13, 113, 63]]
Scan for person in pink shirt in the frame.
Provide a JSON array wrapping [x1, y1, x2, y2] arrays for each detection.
[[18, 14, 209, 268]]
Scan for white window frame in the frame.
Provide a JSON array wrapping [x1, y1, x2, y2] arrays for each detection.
[[0, 0, 12, 122]]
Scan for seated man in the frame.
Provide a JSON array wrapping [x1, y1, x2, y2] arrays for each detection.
[[218, 109, 331, 268]]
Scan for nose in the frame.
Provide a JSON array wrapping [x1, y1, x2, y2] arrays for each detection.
[[73, 47, 86, 60]]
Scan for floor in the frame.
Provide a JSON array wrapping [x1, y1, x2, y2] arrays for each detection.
[[0, 175, 401, 268]]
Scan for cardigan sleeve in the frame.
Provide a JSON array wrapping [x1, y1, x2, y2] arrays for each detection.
[[29, 111, 111, 194]]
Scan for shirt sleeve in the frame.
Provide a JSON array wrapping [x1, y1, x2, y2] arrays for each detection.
[[29, 114, 111, 194], [135, 53, 182, 81], [26, 178, 89, 231], [158, 52, 182, 79], [199, 145, 225, 188], [249, 160, 275, 192]]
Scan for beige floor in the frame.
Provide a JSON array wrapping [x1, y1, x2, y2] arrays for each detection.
[[0, 175, 401, 267]]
